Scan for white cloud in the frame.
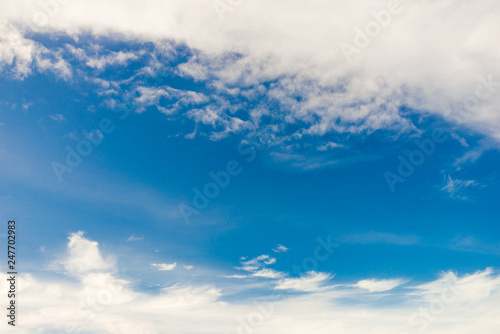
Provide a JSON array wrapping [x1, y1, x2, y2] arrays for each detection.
[[0, 23, 38, 78], [252, 268, 284, 279], [66, 45, 140, 70], [134, 86, 209, 113], [353, 278, 406, 293], [0, 22, 71, 79], [151, 262, 177, 271], [275, 271, 333, 292], [49, 114, 65, 122], [1, 232, 500, 333], [223, 274, 247, 279], [317, 142, 344, 151], [237, 254, 277, 272], [183, 265, 193, 270], [441, 174, 480, 200], [272, 244, 289, 253], [126, 235, 144, 242], [1, 0, 499, 147]]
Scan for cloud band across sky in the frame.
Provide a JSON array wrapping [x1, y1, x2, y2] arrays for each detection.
[[1, 0, 500, 145], [1, 232, 499, 334]]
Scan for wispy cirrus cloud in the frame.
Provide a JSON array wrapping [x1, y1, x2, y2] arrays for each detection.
[[448, 235, 500, 256], [237, 254, 277, 272], [440, 174, 480, 200], [353, 278, 406, 293], [252, 268, 284, 279], [54, 231, 116, 276], [275, 271, 333, 292], [338, 232, 420, 246], [151, 262, 177, 271], [126, 235, 144, 242], [272, 244, 289, 253], [0, 23, 71, 79]]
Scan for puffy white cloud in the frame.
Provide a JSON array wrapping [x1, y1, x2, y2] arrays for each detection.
[[0, 22, 71, 79], [66, 44, 141, 70], [57, 231, 115, 275], [223, 274, 248, 279], [1, 0, 499, 146], [448, 236, 500, 256], [134, 86, 209, 114]]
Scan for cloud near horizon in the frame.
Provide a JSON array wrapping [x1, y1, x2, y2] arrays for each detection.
[[1, 232, 499, 333]]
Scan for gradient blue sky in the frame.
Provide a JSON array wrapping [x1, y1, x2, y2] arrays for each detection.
[[0, 1, 500, 333], [1, 37, 498, 283]]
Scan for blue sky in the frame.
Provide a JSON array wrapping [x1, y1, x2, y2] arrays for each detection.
[[1, 1, 500, 333]]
